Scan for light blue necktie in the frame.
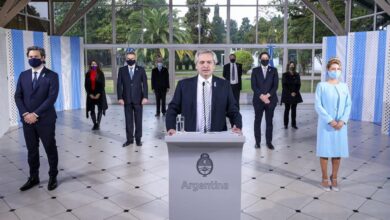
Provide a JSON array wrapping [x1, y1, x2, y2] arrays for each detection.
[[129, 67, 134, 80]]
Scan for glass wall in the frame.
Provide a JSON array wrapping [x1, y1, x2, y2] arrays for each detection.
[[4, 2, 50, 33], [86, 49, 113, 93], [2, 0, 389, 95]]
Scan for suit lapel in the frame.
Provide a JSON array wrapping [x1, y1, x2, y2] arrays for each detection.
[[264, 66, 271, 80], [190, 76, 197, 131], [191, 76, 197, 112], [28, 69, 34, 91], [259, 67, 265, 81]]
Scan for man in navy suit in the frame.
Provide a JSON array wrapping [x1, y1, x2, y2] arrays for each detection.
[[251, 51, 279, 150], [14, 46, 59, 191], [117, 50, 148, 147], [223, 53, 243, 107], [166, 50, 242, 135]]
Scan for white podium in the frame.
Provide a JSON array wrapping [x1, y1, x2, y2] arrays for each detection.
[[165, 132, 245, 220]]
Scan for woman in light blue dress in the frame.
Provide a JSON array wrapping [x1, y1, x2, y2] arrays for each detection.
[[315, 58, 352, 191]]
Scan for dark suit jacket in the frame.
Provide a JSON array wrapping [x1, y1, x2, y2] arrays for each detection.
[[166, 75, 242, 131], [251, 66, 279, 105], [281, 71, 303, 104], [85, 69, 108, 117], [223, 63, 243, 90], [151, 67, 169, 92], [14, 67, 59, 125], [117, 65, 148, 104]]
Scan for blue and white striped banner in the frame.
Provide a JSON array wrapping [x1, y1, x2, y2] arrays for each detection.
[[322, 30, 386, 125], [4, 28, 84, 126], [347, 31, 386, 124], [50, 36, 84, 111], [382, 28, 390, 136], [321, 36, 347, 82]]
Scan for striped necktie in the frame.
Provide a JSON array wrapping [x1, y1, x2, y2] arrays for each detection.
[[200, 81, 211, 132]]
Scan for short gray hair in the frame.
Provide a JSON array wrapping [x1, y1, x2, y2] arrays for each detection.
[[194, 49, 218, 64], [26, 46, 45, 57]]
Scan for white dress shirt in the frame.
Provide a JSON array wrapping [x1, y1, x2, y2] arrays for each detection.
[[261, 65, 268, 79], [128, 64, 135, 78], [196, 75, 212, 132], [32, 65, 44, 82]]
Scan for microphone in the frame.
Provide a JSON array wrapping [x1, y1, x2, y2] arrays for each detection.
[[202, 81, 207, 133]]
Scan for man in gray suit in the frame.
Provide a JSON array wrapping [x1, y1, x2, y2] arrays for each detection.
[[117, 50, 148, 147]]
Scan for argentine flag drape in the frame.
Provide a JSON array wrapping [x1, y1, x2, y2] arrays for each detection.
[[2, 28, 85, 126], [267, 45, 275, 67], [322, 30, 387, 128]]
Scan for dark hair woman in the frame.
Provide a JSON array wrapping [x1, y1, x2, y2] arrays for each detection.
[[85, 60, 108, 130], [281, 61, 303, 129]]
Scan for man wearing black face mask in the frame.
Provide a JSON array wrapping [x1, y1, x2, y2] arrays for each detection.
[[223, 54, 242, 109], [14, 46, 60, 191], [117, 50, 148, 147], [251, 51, 279, 150]]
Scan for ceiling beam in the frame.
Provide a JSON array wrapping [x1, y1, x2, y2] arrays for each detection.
[[318, 0, 345, 34], [54, 0, 98, 35], [0, 0, 30, 27], [301, 0, 344, 35], [375, 0, 390, 16], [57, 0, 81, 32]]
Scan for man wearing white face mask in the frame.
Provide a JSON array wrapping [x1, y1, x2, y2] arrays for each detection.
[[151, 57, 170, 117]]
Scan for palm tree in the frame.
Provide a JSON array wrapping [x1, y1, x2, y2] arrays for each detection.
[[126, 7, 194, 63]]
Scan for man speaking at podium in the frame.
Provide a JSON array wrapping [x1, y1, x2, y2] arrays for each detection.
[[166, 49, 242, 136]]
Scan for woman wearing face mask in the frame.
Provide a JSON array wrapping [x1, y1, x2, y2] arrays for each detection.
[[315, 58, 352, 192], [281, 61, 303, 129], [85, 60, 108, 130]]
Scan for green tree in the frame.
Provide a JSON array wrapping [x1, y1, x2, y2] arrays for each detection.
[[211, 4, 225, 43], [235, 50, 254, 74], [238, 17, 253, 43], [85, 1, 112, 43], [256, 16, 283, 44], [126, 7, 193, 63], [229, 19, 239, 43], [184, 0, 212, 43], [287, 3, 313, 43]]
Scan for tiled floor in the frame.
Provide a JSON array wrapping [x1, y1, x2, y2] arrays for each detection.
[[0, 104, 389, 220]]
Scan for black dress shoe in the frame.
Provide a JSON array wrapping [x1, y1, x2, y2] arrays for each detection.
[[47, 177, 57, 191], [122, 140, 133, 147], [92, 124, 98, 130], [136, 140, 142, 146], [267, 143, 275, 150], [284, 125, 288, 129], [292, 125, 298, 129], [20, 177, 40, 191], [255, 143, 260, 148], [155, 113, 160, 117]]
